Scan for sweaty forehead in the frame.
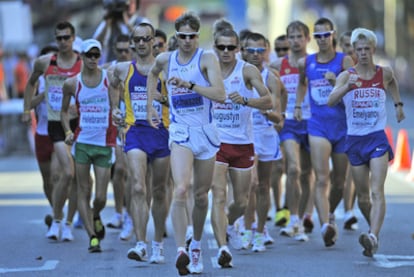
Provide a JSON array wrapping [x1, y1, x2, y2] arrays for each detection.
[[314, 24, 331, 32], [216, 36, 237, 45], [246, 39, 265, 48], [133, 26, 152, 37], [116, 41, 130, 48], [178, 25, 197, 33], [55, 28, 72, 36], [275, 40, 289, 47]]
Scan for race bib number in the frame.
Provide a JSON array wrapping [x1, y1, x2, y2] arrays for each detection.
[[47, 75, 67, 111], [310, 79, 332, 105], [171, 93, 204, 115]]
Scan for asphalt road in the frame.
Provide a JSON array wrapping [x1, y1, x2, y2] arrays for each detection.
[[0, 165, 414, 277]]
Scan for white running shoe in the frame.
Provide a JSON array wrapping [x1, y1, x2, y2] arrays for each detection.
[[359, 233, 378, 257], [280, 221, 299, 237], [294, 225, 309, 242], [119, 215, 133, 241], [127, 241, 147, 262], [227, 227, 243, 250], [217, 245, 233, 268], [150, 244, 165, 264], [241, 230, 253, 250], [252, 232, 266, 252], [106, 213, 122, 229], [234, 216, 246, 234], [188, 248, 203, 274], [61, 223, 74, 242], [46, 220, 61, 240]]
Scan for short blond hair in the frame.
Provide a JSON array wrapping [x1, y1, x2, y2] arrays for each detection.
[[350, 28, 377, 47]]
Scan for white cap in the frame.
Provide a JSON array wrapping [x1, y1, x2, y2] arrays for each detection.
[[81, 39, 102, 53]]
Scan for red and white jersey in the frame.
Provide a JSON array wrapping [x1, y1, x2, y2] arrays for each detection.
[[213, 59, 255, 144], [343, 66, 387, 136], [44, 54, 82, 121], [279, 57, 311, 119]]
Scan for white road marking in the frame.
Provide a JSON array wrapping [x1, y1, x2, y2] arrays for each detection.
[[374, 254, 414, 268], [0, 260, 59, 273]]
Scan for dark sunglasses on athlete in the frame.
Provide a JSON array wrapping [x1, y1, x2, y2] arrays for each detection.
[[275, 47, 289, 52], [176, 32, 199, 40], [84, 52, 101, 59], [313, 30, 334, 39], [132, 36, 153, 43], [153, 42, 165, 49], [215, 45, 238, 51], [245, 47, 266, 54], [116, 48, 130, 54], [56, 35, 71, 41]]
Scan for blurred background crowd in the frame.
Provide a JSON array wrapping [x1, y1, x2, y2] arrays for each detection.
[[0, 0, 413, 154]]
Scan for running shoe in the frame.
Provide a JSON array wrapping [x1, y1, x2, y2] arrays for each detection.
[[252, 232, 266, 252], [294, 225, 309, 242], [88, 236, 101, 253], [359, 233, 378, 257], [175, 247, 190, 276], [188, 248, 203, 274], [150, 244, 165, 264], [234, 216, 246, 234], [61, 222, 74, 242], [94, 217, 105, 240], [217, 245, 233, 268], [119, 215, 133, 241], [241, 230, 253, 250], [106, 213, 123, 229], [280, 221, 299, 237], [303, 215, 314, 233], [322, 223, 337, 247], [127, 242, 147, 262], [344, 212, 358, 230], [44, 214, 53, 229], [46, 220, 61, 240], [227, 227, 243, 250], [275, 208, 290, 227]]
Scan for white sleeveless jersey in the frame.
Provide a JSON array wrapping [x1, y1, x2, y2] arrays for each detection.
[[74, 69, 113, 146], [167, 48, 212, 126], [213, 59, 254, 144], [35, 76, 49, 135], [252, 68, 273, 131]]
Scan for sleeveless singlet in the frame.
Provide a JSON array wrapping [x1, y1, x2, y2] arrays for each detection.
[[343, 66, 387, 136], [73, 69, 116, 147], [123, 61, 163, 126], [167, 48, 212, 126], [44, 53, 82, 121], [280, 57, 311, 119], [213, 59, 254, 144], [305, 52, 346, 121]]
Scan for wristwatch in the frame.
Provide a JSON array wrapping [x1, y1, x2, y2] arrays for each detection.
[[189, 82, 195, 90]]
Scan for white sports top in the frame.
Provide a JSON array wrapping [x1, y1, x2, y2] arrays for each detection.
[[167, 48, 212, 126]]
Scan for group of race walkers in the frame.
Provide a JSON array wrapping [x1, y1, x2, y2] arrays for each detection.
[[21, 11, 405, 276]]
